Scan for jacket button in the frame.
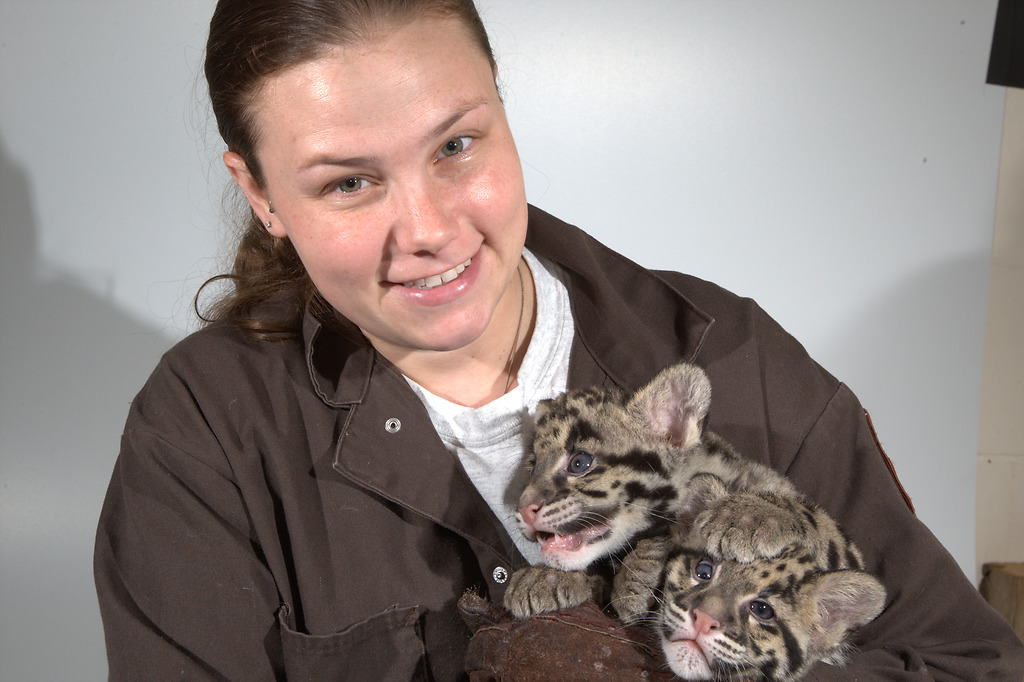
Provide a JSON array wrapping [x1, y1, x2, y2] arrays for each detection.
[[384, 418, 401, 433], [492, 566, 509, 584]]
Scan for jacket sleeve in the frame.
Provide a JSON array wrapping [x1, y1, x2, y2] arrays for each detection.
[[681, 282, 1024, 679], [93, 386, 285, 681], [785, 381, 1024, 680]]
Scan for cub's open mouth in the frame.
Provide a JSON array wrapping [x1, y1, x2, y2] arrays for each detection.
[[537, 524, 611, 553]]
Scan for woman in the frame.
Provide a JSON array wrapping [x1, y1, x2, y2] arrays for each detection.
[[94, 0, 1024, 679]]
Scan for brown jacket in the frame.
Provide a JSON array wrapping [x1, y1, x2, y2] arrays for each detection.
[[95, 205, 1024, 680]]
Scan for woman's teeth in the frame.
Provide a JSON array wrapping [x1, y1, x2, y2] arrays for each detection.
[[403, 259, 471, 290]]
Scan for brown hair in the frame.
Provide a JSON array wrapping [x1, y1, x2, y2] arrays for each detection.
[[197, 0, 496, 338]]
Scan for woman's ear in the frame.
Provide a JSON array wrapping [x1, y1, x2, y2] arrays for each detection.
[[223, 151, 286, 238]]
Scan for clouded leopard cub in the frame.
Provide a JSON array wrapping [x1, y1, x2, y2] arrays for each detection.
[[652, 538, 884, 680], [504, 362, 871, 621], [618, 476, 885, 680]]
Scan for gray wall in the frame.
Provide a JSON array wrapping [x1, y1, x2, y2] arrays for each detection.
[[0, 1, 1005, 678]]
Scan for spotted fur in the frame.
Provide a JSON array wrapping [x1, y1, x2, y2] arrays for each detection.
[[504, 363, 831, 619], [655, 536, 884, 681], [610, 474, 872, 626]]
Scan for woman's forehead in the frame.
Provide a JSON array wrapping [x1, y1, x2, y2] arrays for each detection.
[[251, 17, 499, 164]]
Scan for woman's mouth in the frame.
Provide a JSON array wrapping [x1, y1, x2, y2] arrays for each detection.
[[402, 259, 471, 290]]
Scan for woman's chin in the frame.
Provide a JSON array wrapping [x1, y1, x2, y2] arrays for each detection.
[[363, 316, 491, 356]]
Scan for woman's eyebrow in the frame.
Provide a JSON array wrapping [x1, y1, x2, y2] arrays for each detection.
[[298, 153, 377, 173], [421, 98, 489, 146], [297, 99, 491, 173]]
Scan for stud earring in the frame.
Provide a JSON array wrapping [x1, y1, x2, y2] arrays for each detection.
[[265, 220, 272, 229]]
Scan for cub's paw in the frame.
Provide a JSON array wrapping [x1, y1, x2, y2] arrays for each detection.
[[612, 537, 670, 623], [695, 492, 809, 563], [503, 566, 598, 619]]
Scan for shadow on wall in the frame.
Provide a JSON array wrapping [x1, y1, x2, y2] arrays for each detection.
[[815, 253, 990, 581], [0, 132, 178, 680]]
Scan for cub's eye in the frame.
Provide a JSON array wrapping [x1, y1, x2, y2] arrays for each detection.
[[567, 451, 594, 475], [437, 136, 472, 158], [693, 559, 714, 581], [749, 599, 775, 621]]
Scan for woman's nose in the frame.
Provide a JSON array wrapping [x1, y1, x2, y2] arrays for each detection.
[[391, 182, 458, 255]]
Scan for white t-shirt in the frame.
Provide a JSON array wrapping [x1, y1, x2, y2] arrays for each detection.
[[404, 248, 574, 565]]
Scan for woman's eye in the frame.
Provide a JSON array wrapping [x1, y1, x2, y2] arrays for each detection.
[[749, 599, 776, 621], [437, 136, 472, 159], [694, 559, 714, 581], [567, 451, 594, 475], [334, 177, 368, 194]]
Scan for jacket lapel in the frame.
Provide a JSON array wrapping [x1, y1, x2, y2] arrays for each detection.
[[304, 320, 520, 566], [525, 205, 714, 392]]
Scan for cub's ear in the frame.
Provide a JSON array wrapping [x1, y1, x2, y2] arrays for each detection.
[[533, 398, 555, 422], [526, 398, 556, 444], [809, 571, 886, 654], [627, 363, 712, 449]]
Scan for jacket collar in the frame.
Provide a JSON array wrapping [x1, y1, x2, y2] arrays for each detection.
[[302, 311, 374, 407], [302, 203, 715, 406], [524, 204, 714, 392]]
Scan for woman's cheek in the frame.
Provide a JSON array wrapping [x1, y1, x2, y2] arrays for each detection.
[[465, 162, 523, 218]]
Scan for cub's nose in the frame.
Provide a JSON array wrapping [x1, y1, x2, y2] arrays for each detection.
[[692, 608, 722, 635], [692, 602, 724, 634], [516, 501, 543, 538]]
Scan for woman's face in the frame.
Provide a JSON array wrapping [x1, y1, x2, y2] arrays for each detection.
[[227, 17, 528, 357]]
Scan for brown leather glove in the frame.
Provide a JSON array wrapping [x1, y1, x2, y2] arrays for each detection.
[[458, 591, 676, 682]]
